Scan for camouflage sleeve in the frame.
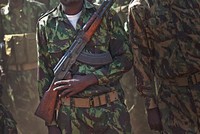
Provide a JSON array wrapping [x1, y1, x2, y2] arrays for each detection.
[[92, 9, 133, 85], [36, 19, 54, 99], [129, 3, 157, 109], [49, 0, 60, 10], [32, 1, 47, 19], [38, 3, 47, 18]]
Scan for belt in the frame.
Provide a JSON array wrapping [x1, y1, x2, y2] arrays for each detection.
[[162, 71, 200, 87], [8, 62, 37, 71], [61, 91, 119, 108]]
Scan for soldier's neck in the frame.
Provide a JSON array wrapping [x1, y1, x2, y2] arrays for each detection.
[[62, 1, 83, 15]]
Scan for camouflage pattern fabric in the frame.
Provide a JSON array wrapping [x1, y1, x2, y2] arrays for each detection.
[[158, 83, 200, 133], [93, 1, 153, 133], [37, 0, 133, 133], [0, 83, 17, 134], [58, 101, 131, 134], [94, 0, 130, 6], [49, 0, 59, 10], [129, 0, 200, 133], [0, 91, 17, 133], [0, 101, 17, 134], [1, 0, 46, 34], [1, 0, 47, 134], [113, 0, 131, 31], [94, 0, 131, 31]]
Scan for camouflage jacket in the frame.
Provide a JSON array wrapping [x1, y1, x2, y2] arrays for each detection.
[[1, 0, 46, 34], [37, 0, 133, 98], [129, 0, 200, 107]]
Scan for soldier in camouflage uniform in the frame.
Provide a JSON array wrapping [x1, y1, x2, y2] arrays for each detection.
[[0, 11, 17, 134], [37, 0, 133, 133], [1, 0, 47, 133], [129, 0, 200, 133]]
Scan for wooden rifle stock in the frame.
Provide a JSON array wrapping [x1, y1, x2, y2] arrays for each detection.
[[35, 78, 57, 123], [35, 0, 115, 124]]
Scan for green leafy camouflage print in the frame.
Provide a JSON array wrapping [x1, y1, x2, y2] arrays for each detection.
[[37, 0, 133, 98], [37, 0, 133, 133], [94, 0, 131, 29], [58, 101, 132, 134], [1, 0, 46, 34]]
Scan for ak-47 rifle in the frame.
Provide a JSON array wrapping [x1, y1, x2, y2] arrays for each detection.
[[35, 0, 115, 124]]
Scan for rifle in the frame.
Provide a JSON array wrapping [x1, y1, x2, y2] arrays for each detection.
[[35, 0, 115, 124]]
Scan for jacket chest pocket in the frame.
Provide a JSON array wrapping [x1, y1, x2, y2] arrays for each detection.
[[47, 39, 71, 61]]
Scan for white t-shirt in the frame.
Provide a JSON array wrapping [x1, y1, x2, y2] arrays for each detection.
[[66, 10, 82, 29]]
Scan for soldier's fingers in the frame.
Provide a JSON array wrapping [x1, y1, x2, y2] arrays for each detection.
[[59, 89, 72, 97], [53, 85, 67, 91], [54, 80, 70, 85], [66, 91, 77, 98], [53, 83, 72, 91], [54, 84, 71, 91]]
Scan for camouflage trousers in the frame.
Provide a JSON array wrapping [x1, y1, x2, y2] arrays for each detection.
[[57, 100, 132, 134], [158, 83, 200, 134], [4, 69, 46, 134]]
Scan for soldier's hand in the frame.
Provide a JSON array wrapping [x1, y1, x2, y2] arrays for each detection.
[[147, 107, 163, 131], [53, 74, 98, 97], [47, 125, 61, 134]]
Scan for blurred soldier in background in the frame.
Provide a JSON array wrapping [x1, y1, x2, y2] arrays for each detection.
[[0, 0, 47, 133], [129, 0, 200, 133], [0, 12, 18, 134], [117, 1, 154, 133]]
